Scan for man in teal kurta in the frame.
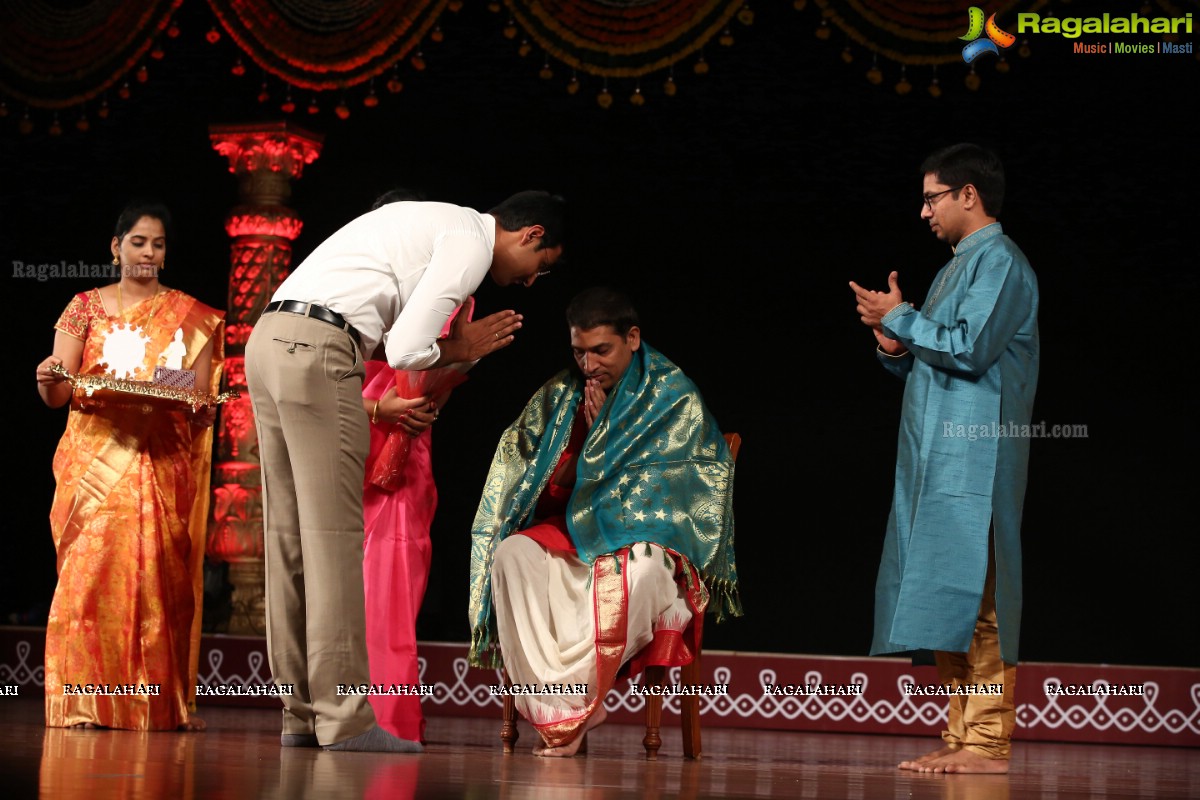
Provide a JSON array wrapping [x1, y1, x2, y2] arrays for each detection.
[[851, 143, 1039, 774]]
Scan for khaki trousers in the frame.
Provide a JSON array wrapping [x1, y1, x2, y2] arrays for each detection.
[[934, 548, 1016, 760], [246, 311, 375, 745]]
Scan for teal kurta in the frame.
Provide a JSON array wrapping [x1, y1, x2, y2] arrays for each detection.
[[467, 342, 740, 668], [871, 222, 1039, 664]]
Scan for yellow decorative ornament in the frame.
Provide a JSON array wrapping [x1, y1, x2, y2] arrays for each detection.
[[663, 76, 677, 96], [928, 78, 942, 98], [995, 58, 1010, 74], [597, 89, 613, 109], [518, 41, 532, 57], [694, 57, 709, 75], [738, 8, 754, 25], [539, 65, 554, 80], [841, 47, 853, 64], [816, 22, 831, 41], [719, 30, 734, 46], [503, 23, 517, 39], [630, 88, 645, 106], [1018, 42, 1031, 58], [965, 71, 981, 91], [567, 76, 580, 95], [794, 0, 807, 10], [866, 66, 883, 85], [895, 75, 911, 95]]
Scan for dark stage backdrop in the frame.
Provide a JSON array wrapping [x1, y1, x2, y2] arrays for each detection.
[[2, 3, 1197, 668]]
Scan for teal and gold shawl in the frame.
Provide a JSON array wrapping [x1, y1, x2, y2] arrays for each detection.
[[468, 342, 739, 667]]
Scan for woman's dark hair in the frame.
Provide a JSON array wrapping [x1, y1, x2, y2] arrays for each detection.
[[370, 187, 427, 210], [114, 200, 173, 241]]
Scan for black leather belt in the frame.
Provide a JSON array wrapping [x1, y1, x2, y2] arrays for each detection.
[[263, 300, 362, 347]]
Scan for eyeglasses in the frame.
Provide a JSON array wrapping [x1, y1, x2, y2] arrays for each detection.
[[922, 186, 964, 210]]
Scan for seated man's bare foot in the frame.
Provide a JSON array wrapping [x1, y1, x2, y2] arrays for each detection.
[[69, 722, 101, 730], [898, 743, 960, 770], [535, 707, 608, 759], [179, 716, 206, 732], [917, 749, 1009, 774]]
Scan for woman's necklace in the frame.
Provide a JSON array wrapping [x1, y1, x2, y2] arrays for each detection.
[[117, 280, 163, 327]]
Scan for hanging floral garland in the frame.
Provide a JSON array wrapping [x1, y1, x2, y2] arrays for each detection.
[[0, 0, 182, 110], [205, 0, 449, 91], [500, 0, 745, 76], [805, 0, 1050, 94], [495, 0, 750, 105]]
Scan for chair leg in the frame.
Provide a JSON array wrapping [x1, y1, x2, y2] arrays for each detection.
[[501, 694, 519, 754], [680, 654, 702, 759], [642, 665, 665, 760]]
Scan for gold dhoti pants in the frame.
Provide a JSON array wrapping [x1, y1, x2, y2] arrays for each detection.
[[934, 549, 1016, 760]]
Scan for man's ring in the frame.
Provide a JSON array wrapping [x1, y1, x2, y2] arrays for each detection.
[[494, 332, 499, 340]]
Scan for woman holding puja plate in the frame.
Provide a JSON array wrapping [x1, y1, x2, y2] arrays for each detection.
[[35, 201, 225, 731]]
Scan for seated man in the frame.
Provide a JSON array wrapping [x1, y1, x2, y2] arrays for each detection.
[[467, 287, 740, 757]]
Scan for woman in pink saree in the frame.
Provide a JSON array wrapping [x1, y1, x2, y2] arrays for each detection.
[[360, 307, 471, 742]]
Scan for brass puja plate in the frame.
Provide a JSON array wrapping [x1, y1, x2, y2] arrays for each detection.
[[50, 363, 240, 413]]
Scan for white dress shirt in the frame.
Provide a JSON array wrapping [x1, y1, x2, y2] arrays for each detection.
[[273, 202, 495, 370]]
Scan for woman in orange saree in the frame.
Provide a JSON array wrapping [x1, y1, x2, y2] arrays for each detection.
[[35, 202, 224, 730]]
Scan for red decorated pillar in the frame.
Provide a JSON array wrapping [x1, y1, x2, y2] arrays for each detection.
[[207, 121, 323, 635]]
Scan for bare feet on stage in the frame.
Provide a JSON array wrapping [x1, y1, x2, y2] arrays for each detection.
[[898, 744, 959, 770], [903, 747, 1010, 774], [533, 707, 608, 758], [66, 718, 206, 732]]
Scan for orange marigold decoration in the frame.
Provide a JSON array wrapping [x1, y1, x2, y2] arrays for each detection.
[[807, 0, 1056, 94], [502, 0, 744, 82], [205, 0, 447, 91], [0, 0, 182, 109]]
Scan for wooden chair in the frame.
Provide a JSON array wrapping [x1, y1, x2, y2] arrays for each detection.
[[501, 432, 741, 759]]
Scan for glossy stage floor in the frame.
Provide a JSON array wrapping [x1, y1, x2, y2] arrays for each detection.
[[2, 696, 1196, 800]]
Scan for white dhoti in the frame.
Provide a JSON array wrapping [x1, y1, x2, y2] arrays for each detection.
[[491, 534, 692, 744]]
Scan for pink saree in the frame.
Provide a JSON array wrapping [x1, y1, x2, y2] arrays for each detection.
[[361, 361, 436, 742]]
